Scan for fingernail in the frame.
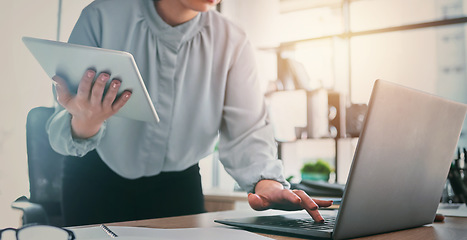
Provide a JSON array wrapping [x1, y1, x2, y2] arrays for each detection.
[[112, 81, 120, 88], [101, 74, 109, 81], [315, 217, 324, 223]]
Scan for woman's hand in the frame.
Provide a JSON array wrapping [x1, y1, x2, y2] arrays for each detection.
[[248, 180, 333, 223], [52, 70, 132, 139]]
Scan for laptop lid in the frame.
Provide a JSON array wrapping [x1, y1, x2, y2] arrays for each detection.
[[215, 80, 467, 240], [333, 80, 467, 239]]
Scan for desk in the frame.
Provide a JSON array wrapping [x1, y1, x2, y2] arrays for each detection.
[[203, 189, 248, 212], [104, 209, 467, 240]]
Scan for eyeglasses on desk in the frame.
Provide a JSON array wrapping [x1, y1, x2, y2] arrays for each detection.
[[0, 224, 75, 240]]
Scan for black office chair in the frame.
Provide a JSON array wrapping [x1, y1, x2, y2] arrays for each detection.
[[11, 107, 158, 227], [11, 107, 66, 227]]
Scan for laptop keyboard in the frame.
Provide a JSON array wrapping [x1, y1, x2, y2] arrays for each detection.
[[254, 215, 336, 231]]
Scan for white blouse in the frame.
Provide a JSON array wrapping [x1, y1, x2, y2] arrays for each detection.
[[46, 0, 288, 192]]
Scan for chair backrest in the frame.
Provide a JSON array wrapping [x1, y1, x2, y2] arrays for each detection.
[[26, 107, 65, 225]]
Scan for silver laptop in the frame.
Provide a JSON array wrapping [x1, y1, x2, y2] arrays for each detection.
[[215, 80, 467, 239]]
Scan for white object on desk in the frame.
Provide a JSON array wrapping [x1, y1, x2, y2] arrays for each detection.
[[437, 203, 467, 217], [84, 237, 164, 240], [72, 226, 273, 240]]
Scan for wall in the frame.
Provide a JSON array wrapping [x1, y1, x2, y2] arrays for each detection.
[[221, 0, 281, 91]]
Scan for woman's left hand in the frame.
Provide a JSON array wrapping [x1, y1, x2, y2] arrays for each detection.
[[248, 179, 333, 223]]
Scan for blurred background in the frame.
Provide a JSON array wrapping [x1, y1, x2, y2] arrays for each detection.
[[1, 0, 467, 227]]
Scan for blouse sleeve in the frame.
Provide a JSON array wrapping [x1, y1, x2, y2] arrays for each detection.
[[217, 40, 290, 193], [46, 4, 106, 157]]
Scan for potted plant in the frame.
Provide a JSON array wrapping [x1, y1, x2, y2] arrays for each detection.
[[300, 159, 333, 182]]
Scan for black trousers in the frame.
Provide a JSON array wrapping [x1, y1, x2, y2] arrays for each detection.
[[62, 150, 205, 227]]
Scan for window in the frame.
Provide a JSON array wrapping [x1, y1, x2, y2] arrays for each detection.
[[277, 0, 467, 147]]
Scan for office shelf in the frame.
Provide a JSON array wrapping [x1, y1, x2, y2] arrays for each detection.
[[279, 16, 467, 49], [273, 0, 467, 183]]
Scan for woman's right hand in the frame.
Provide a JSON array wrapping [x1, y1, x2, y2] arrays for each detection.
[[52, 70, 132, 139]]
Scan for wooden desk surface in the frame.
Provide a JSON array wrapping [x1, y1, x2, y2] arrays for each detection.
[[105, 209, 467, 240]]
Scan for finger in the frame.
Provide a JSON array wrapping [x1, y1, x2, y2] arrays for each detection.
[[248, 193, 269, 211], [102, 79, 121, 108], [313, 199, 334, 208], [52, 75, 73, 107], [281, 189, 302, 206], [90, 72, 110, 105], [292, 190, 324, 223], [434, 213, 445, 222], [249, 190, 303, 211], [76, 70, 95, 100], [292, 190, 318, 210], [111, 90, 132, 113], [265, 189, 303, 211]]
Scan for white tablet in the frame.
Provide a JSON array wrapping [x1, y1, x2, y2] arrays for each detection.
[[23, 36, 160, 123]]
